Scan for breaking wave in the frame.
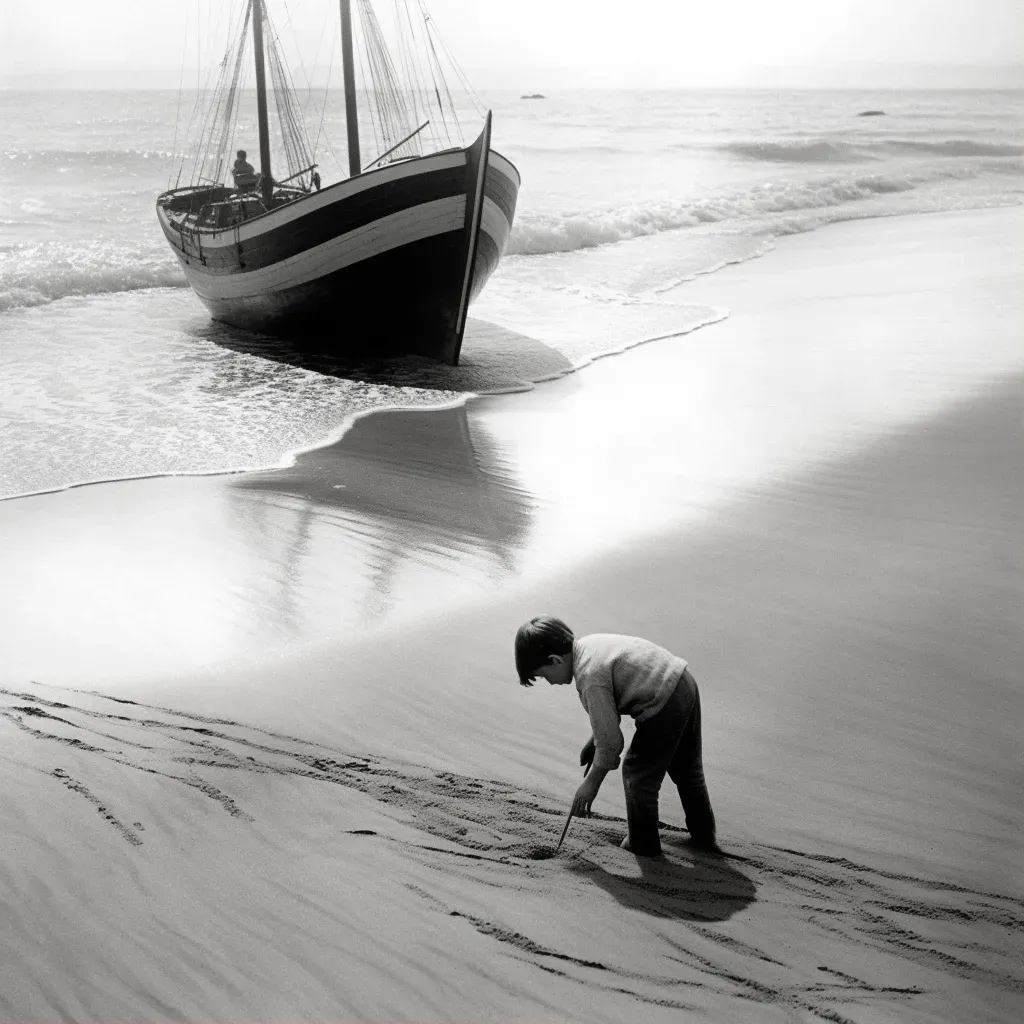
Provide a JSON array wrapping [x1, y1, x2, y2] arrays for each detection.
[[0, 259, 186, 312], [720, 138, 1024, 164], [506, 163, 1015, 255], [894, 139, 1024, 157], [725, 140, 872, 163]]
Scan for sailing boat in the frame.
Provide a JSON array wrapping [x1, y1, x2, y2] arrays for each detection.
[[156, 0, 520, 365]]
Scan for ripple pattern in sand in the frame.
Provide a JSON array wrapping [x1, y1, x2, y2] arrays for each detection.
[[2, 681, 1022, 1023]]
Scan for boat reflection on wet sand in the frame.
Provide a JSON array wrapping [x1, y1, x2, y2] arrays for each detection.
[[227, 401, 534, 632], [0, 402, 533, 685]]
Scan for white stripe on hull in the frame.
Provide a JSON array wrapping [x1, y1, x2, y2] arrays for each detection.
[[488, 151, 521, 188], [182, 196, 466, 302], [189, 151, 467, 250], [479, 196, 511, 255]]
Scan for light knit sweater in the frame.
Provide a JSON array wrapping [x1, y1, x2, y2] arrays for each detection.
[[573, 634, 688, 770]]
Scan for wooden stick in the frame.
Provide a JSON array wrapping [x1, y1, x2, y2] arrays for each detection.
[[554, 808, 574, 852]]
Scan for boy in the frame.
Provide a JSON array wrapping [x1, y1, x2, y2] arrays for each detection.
[[515, 616, 717, 858]]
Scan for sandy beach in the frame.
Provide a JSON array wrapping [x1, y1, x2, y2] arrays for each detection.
[[1, 206, 1022, 1022]]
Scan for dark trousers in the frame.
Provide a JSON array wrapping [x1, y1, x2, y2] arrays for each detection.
[[622, 668, 716, 856]]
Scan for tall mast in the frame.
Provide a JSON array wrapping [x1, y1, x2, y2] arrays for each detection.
[[339, 0, 361, 177], [251, 0, 274, 205]]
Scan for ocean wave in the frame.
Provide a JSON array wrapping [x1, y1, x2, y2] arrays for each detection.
[[510, 143, 627, 155], [0, 262, 186, 312], [505, 165, 1002, 255], [720, 137, 1024, 164], [724, 140, 872, 163], [893, 139, 1024, 157]]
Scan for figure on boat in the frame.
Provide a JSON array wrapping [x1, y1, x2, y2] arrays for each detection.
[[231, 149, 258, 191], [156, 0, 520, 365]]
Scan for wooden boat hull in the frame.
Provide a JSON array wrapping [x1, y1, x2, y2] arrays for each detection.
[[156, 126, 519, 364]]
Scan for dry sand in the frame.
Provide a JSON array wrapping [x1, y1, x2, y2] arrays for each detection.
[[1, 208, 1022, 1022]]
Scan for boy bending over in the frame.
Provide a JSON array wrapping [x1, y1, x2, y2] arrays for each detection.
[[516, 616, 717, 858]]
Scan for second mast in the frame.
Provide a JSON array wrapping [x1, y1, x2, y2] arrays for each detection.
[[339, 0, 362, 177]]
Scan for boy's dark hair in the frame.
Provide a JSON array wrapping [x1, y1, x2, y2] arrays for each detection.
[[515, 616, 574, 686]]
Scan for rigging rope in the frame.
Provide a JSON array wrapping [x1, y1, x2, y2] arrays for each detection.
[[407, 0, 441, 147], [419, 5, 456, 146], [210, 2, 253, 183], [357, 0, 420, 163], [170, 0, 484, 192], [314, 26, 341, 167], [274, 0, 342, 178], [421, 0, 484, 119], [394, 1, 423, 144], [177, 1, 234, 187], [189, 0, 248, 184], [355, 17, 383, 161], [171, 4, 191, 188], [262, 0, 316, 182]]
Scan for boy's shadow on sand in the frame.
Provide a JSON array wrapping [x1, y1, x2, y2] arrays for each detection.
[[570, 841, 757, 923]]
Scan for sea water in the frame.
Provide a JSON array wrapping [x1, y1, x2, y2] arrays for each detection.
[[1, 88, 1022, 500]]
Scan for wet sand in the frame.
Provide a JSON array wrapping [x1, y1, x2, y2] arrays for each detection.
[[1, 207, 1021, 1022], [4, 207, 1020, 685]]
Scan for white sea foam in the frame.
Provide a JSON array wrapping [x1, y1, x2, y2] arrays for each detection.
[[0, 263, 187, 311]]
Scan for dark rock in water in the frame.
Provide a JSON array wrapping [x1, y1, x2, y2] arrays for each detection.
[[521, 93, 546, 100], [857, 110, 886, 117]]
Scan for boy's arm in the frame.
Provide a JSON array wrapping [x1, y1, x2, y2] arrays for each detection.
[[580, 735, 595, 774], [572, 765, 609, 816], [572, 676, 622, 815], [583, 684, 625, 771]]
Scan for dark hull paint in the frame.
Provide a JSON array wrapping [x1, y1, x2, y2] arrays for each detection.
[[470, 230, 501, 304], [198, 230, 468, 358], [160, 165, 467, 276]]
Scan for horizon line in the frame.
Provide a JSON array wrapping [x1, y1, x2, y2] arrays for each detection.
[[2, 62, 1022, 92]]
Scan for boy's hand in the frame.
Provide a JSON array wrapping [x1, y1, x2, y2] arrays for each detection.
[[571, 771, 605, 817], [579, 737, 595, 775]]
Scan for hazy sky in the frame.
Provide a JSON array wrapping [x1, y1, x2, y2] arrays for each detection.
[[2, 0, 1021, 88]]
